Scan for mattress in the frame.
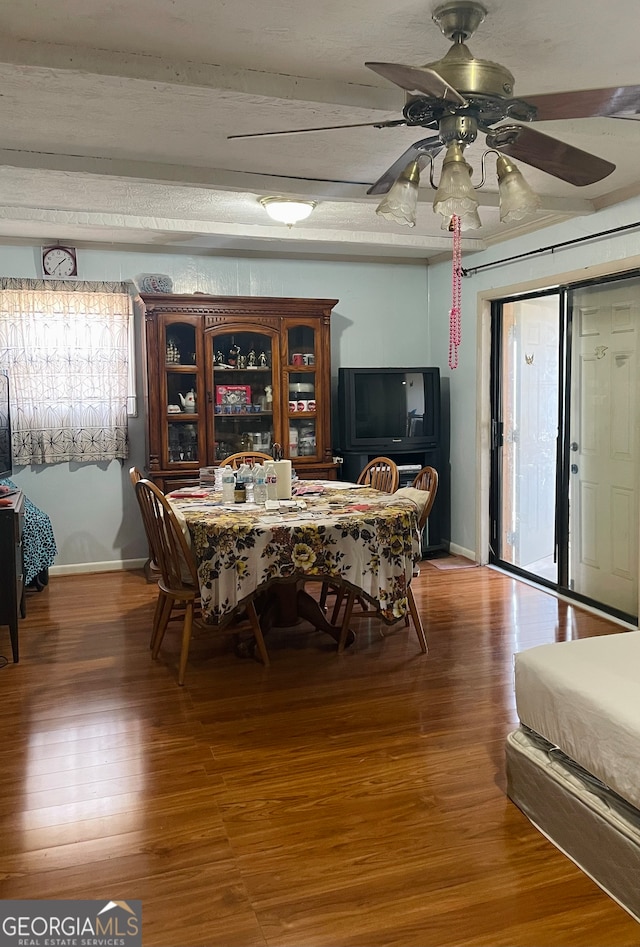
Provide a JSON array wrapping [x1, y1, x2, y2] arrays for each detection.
[[514, 631, 640, 810], [506, 727, 640, 922]]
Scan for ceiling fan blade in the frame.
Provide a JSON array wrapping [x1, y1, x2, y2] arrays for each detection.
[[485, 125, 615, 186], [228, 119, 406, 140], [523, 85, 640, 122], [367, 137, 444, 196], [365, 62, 467, 105]]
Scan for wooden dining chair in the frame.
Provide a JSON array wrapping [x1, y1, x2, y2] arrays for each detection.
[[134, 478, 269, 684], [323, 456, 400, 622], [320, 457, 398, 614], [398, 465, 440, 651], [411, 465, 439, 532], [357, 456, 400, 493], [406, 464, 440, 582], [335, 463, 432, 654], [336, 581, 427, 654], [130, 461, 165, 588], [219, 451, 272, 468]]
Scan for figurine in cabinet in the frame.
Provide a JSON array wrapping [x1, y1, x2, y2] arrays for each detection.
[[166, 338, 181, 363], [178, 389, 196, 413], [180, 424, 197, 460], [228, 340, 240, 367]]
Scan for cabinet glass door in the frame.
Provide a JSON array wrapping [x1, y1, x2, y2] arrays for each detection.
[[209, 330, 276, 461], [162, 320, 201, 468], [286, 324, 317, 460]]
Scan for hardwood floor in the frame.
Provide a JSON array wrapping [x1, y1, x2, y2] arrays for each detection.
[[1, 565, 638, 946]]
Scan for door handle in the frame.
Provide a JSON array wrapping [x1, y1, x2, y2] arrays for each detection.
[[571, 463, 579, 474], [570, 441, 579, 451]]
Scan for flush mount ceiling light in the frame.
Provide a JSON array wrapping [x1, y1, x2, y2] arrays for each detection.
[[259, 197, 317, 226]]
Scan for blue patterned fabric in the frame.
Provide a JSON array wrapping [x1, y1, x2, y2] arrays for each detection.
[[0, 478, 57, 585]]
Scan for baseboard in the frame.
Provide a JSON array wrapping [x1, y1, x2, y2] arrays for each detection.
[[448, 541, 476, 562], [50, 546, 477, 579], [49, 558, 148, 577]]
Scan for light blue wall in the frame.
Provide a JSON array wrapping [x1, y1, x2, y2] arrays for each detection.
[[428, 195, 640, 556], [3, 248, 430, 571], [9, 192, 640, 574]]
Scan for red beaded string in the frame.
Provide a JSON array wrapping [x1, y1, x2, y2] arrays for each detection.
[[449, 214, 462, 370]]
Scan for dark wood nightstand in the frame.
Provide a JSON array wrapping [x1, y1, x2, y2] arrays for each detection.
[[0, 490, 25, 661]]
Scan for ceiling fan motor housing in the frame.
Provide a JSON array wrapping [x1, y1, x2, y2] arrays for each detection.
[[401, 40, 519, 132], [426, 43, 515, 99]]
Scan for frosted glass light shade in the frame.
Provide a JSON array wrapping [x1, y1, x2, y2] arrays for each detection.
[[496, 155, 541, 222], [375, 160, 421, 228], [260, 197, 317, 225], [433, 142, 478, 220], [440, 209, 482, 231], [459, 208, 482, 230]]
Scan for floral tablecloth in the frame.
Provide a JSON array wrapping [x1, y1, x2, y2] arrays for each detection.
[[169, 484, 421, 625]]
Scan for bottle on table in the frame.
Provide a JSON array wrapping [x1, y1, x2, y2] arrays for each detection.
[[265, 462, 278, 501], [253, 464, 267, 505], [237, 462, 253, 502], [221, 467, 236, 503]]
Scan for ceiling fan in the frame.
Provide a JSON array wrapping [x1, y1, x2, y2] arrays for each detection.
[[229, 1, 640, 199]]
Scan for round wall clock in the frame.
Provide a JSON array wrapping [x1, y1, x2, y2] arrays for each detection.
[[41, 245, 78, 278]]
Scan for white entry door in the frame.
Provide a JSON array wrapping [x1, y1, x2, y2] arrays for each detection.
[[569, 279, 640, 615]]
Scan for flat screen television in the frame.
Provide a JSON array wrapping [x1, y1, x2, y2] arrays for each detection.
[[338, 367, 440, 452], [0, 370, 13, 478]]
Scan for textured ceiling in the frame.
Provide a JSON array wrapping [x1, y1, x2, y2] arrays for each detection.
[[0, 0, 639, 263]]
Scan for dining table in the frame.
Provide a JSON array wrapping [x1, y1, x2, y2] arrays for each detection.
[[167, 479, 422, 652]]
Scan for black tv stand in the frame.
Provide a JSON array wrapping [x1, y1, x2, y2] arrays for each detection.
[[339, 447, 447, 556]]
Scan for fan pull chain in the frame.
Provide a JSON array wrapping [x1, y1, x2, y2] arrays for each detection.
[[449, 214, 462, 370]]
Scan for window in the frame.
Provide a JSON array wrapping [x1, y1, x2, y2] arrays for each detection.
[[0, 279, 135, 465]]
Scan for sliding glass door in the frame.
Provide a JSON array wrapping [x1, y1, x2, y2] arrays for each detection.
[[491, 293, 561, 584], [491, 273, 640, 622]]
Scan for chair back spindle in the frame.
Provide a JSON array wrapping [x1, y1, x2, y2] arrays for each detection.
[[357, 456, 399, 493]]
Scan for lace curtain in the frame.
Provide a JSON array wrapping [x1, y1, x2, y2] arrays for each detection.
[[0, 279, 134, 465]]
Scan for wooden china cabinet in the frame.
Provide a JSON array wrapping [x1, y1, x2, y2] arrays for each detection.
[[141, 293, 338, 491]]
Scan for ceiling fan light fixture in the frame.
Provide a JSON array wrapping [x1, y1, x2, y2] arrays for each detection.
[[259, 197, 317, 226], [433, 142, 479, 220], [496, 155, 541, 223], [375, 159, 421, 228]]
